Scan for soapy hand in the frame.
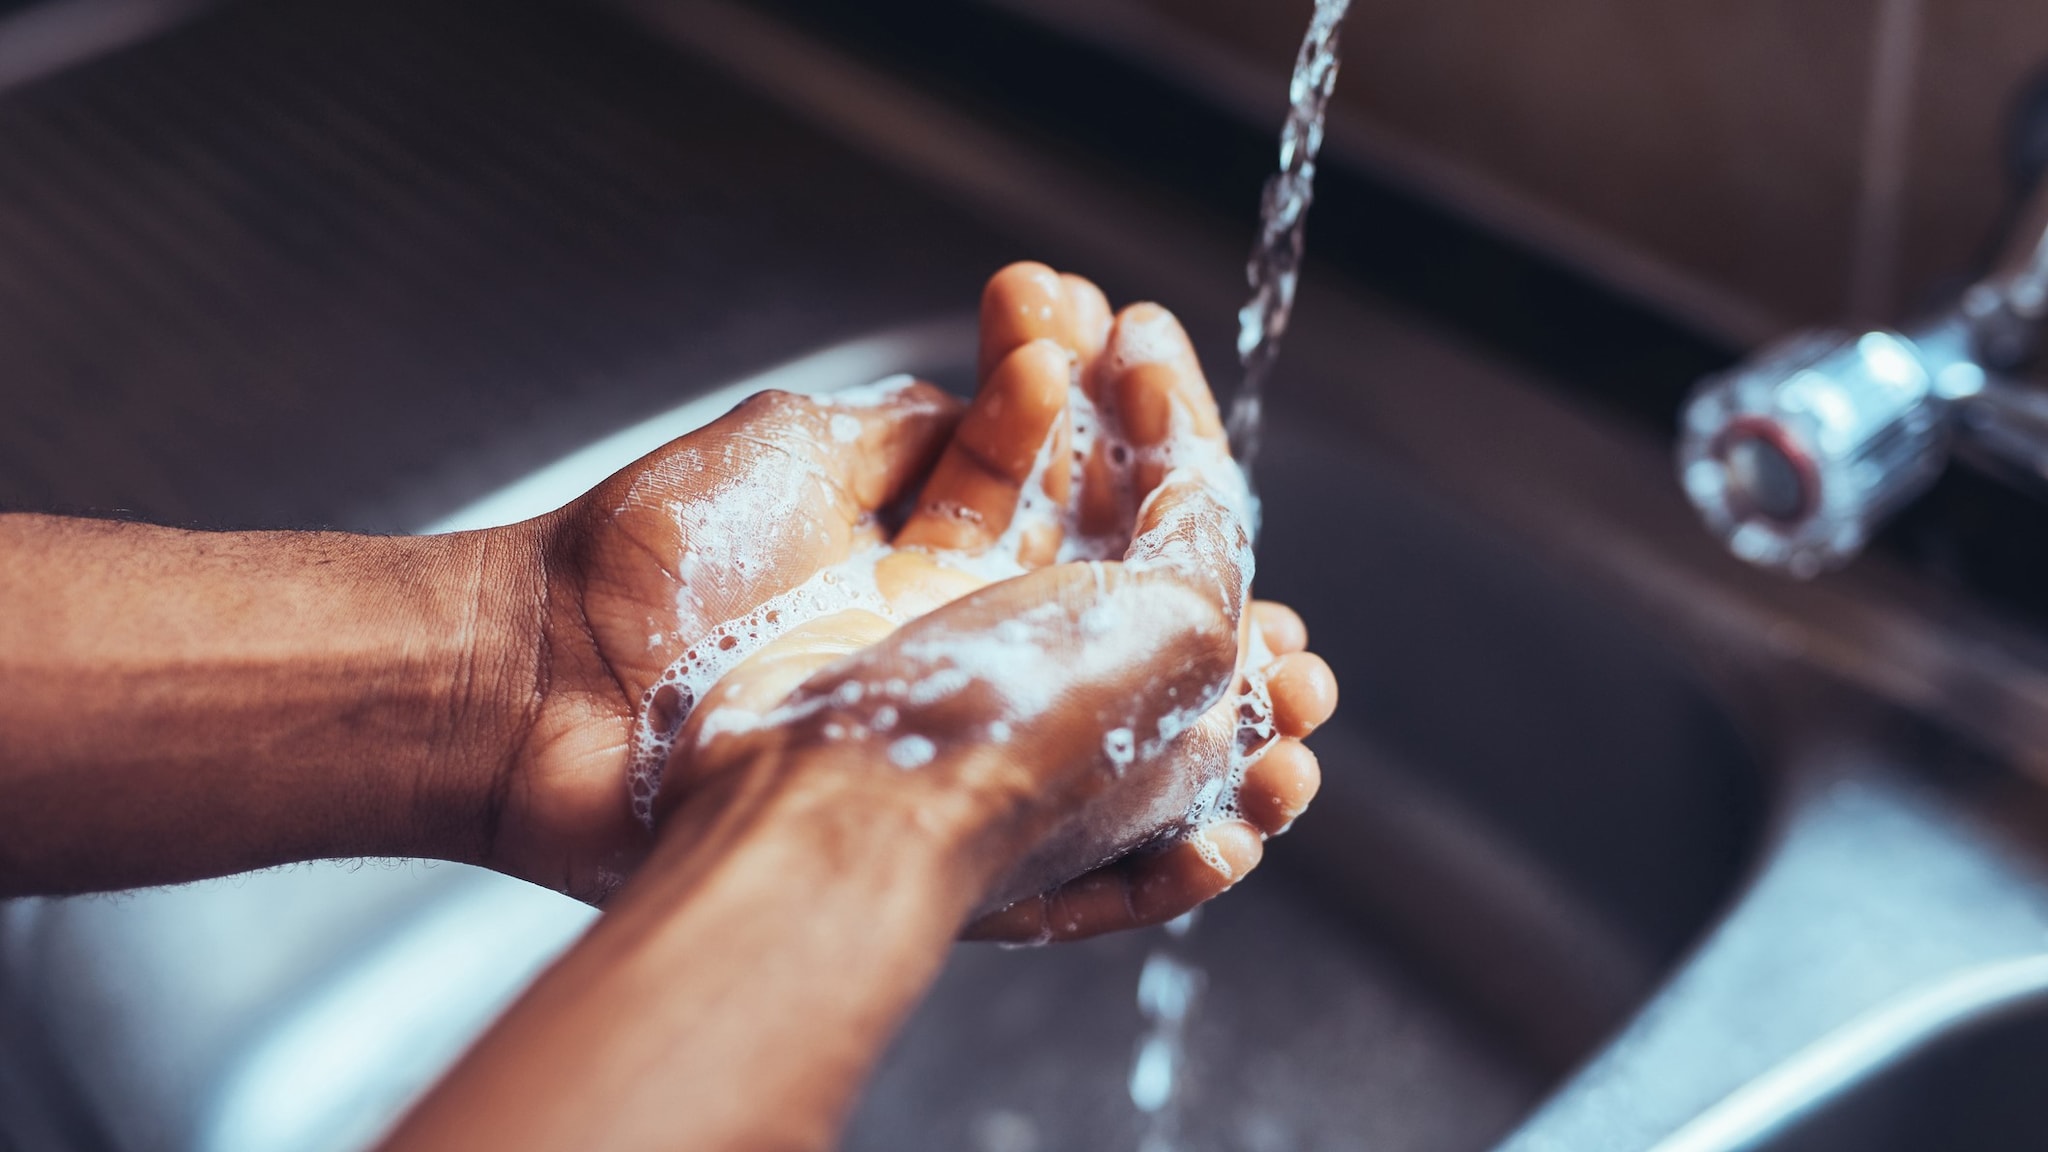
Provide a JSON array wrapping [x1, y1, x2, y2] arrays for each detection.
[[484, 375, 960, 897], [498, 264, 1333, 935]]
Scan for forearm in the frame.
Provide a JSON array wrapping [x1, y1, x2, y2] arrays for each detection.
[[0, 513, 545, 895], [382, 747, 997, 1152]]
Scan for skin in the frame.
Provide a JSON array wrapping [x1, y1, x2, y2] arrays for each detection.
[[0, 263, 1336, 1150]]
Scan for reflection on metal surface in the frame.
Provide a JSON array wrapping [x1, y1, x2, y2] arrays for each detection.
[[1653, 956, 2048, 1152], [1, 862, 591, 1152], [200, 877, 592, 1152], [1502, 761, 2048, 1151]]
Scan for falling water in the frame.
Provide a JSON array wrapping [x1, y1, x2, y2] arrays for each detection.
[[1225, 0, 1354, 481], [1130, 912, 1202, 1152], [1128, 6, 1352, 1148]]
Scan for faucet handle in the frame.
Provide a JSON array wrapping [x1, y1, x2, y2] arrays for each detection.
[[1678, 329, 1970, 577], [1962, 74, 2048, 371], [1963, 180, 2048, 371]]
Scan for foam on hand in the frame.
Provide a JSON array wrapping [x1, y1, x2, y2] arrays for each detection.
[[627, 542, 898, 823], [624, 365, 1273, 886]]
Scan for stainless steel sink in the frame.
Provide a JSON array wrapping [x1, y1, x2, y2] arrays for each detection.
[[0, 316, 1768, 1152], [8, 1, 2048, 1150]]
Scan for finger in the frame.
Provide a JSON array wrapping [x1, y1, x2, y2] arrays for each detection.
[[979, 262, 1063, 383], [981, 262, 1088, 384], [1080, 303, 1227, 534], [897, 339, 1072, 563], [871, 551, 990, 620], [1235, 738, 1320, 836], [963, 821, 1264, 944], [1266, 651, 1337, 738], [803, 380, 965, 513], [962, 866, 1126, 945], [1103, 302, 1224, 450], [1251, 600, 1308, 655], [1060, 273, 1112, 386]]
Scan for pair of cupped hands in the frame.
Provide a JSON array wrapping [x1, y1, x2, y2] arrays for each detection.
[[488, 263, 1335, 941]]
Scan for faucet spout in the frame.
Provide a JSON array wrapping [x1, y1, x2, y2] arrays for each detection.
[[1678, 127, 2048, 577]]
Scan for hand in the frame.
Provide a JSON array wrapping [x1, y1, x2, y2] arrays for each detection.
[[505, 262, 1332, 932]]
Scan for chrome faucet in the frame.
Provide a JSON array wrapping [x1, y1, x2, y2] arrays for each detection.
[[1679, 90, 2048, 577]]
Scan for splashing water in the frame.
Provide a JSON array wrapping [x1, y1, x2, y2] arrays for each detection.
[[1225, 0, 1354, 481]]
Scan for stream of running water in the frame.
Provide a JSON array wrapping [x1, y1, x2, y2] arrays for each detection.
[[1224, 0, 1353, 483], [1132, 4, 1352, 1148]]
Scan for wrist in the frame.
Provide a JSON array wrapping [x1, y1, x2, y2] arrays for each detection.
[[0, 515, 558, 894], [405, 519, 553, 867]]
